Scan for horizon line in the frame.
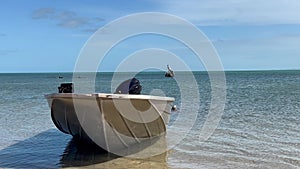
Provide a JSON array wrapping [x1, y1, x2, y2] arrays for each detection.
[[0, 68, 299, 74]]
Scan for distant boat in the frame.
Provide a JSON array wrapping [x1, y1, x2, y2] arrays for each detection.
[[45, 80, 174, 151], [165, 65, 174, 77]]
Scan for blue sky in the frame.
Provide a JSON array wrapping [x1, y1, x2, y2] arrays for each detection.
[[1, 0, 300, 72]]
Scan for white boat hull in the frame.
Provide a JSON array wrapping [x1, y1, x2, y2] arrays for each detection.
[[45, 93, 174, 152]]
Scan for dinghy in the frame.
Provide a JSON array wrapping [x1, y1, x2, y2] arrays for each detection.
[[45, 79, 174, 152]]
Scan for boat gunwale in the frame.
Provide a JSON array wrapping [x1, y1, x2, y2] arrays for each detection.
[[45, 93, 175, 101]]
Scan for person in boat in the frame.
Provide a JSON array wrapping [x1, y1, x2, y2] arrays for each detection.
[[114, 78, 142, 94]]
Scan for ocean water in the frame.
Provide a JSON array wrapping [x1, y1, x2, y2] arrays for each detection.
[[0, 71, 299, 169]]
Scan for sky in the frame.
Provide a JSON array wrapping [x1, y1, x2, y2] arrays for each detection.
[[1, 0, 300, 72]]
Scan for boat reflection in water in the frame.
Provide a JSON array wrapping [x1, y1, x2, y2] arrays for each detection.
[[60, 138, 119, 168], [0, 129, 168, 168], [60, 136, 169, 168]]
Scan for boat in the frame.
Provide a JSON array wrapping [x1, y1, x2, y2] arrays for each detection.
[[164, 65, 174, 77], [45, 80, 174, 152]]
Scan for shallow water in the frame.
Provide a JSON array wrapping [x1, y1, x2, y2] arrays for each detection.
[[0, 71, 299, 168]]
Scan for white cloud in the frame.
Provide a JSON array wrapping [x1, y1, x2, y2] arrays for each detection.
[[32, 8, 104, 30], [31, 8, 55, 19], [57, 17, 88, 29], [158, 0, 300, 25]]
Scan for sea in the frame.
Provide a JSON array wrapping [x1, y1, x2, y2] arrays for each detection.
[[0, 70, 299, 169]]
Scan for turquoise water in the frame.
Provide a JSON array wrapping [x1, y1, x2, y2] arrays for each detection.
[[0, 71, 299, 168]]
